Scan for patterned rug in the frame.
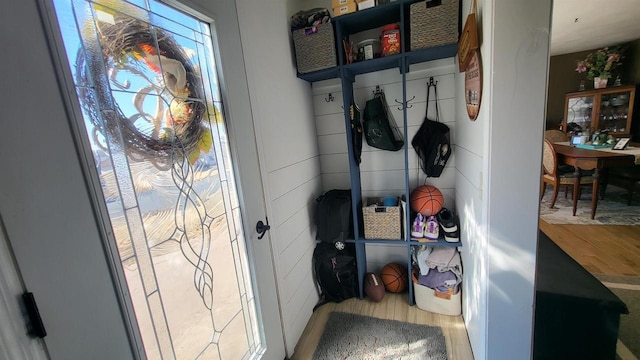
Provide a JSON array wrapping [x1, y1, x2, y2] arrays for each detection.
[[540, 184, 640, 225]]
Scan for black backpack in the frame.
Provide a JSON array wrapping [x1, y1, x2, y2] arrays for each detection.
[[411, 78, 451, 177], [312, 241, 358, 310], [315, 189, 352, 247], [363, 87, 404, 152]]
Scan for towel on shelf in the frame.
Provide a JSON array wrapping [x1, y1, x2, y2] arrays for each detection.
[[413, 245, 432, 276], [425, 246, 462, 280]]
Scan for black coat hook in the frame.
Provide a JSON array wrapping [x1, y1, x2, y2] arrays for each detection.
[[325, 93, 334, 102], [394, 95, 416, 110], [373, 85, 382, 96], [428, 77, 438, 87]]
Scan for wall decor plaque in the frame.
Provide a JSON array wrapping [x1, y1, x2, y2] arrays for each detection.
[[465, 50, 482, 121]]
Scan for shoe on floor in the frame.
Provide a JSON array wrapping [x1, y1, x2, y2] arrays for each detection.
[[437, 208, 458, 233], [423, 216, 439, 241], [411, 213, 425, 238]]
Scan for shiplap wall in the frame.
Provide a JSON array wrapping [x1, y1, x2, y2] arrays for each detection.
[[312, 58, 458, 272], [236, 0, 324, 355], [453, 0, 550, 358]]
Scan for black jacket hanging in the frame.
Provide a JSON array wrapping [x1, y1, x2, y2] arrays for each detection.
[[350, 103, 363, 164]]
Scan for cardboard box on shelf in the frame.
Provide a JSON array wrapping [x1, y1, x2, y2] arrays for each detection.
[[332, 0, 353, 8], [356, 0, 376, 10], [333, 2, 357, 16]]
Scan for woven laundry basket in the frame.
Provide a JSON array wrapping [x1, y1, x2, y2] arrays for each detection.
[[410, 0, 459, 51], [362, 198, 402, 240], [292, 22, 337, 74]]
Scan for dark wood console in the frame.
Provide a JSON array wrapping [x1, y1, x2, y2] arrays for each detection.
[[534, 230, 628, 360]]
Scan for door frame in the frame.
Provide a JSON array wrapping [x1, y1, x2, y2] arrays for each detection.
[[2, 0, 286, 358]]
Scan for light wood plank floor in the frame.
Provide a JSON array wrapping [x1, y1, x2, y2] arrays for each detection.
[[539, 219, 640, 276], [292, 221, 639, 360], [291, 293, 473, 360]]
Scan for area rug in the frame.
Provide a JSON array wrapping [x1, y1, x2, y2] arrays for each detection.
[[594, 274, 640, 360], [312, 312, 447, 360], [539, 184, 640, 225]]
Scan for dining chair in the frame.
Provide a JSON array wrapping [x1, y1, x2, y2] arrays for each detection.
[[544, 129, 569, 143], [605, 165, 640, 205], [541, 139, 594, 208]]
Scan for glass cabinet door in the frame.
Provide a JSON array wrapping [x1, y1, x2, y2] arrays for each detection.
[[596, 91, 632, 134], [565, 95, 594, 134]]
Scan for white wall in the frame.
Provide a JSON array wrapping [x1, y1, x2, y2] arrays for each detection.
[[455, 1, 489, 358], [313, 59, 458, 273], [455, 0, 551, 359], [485, 1, 550, 358], [235, 0, 324, 356]]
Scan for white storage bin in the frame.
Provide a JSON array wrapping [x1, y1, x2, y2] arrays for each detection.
[[413, 281, 461, 316]]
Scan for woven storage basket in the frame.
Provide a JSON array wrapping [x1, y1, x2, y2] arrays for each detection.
[[363, 198, 402, 240], [292, 22, 337, 74], [410, 0, 459, 51]]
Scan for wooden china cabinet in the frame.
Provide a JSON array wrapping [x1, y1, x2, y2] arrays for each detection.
[[562, 84, 637, 137]]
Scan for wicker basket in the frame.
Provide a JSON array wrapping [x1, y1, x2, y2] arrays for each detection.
[[362, 198, 402, 240], [410, 0, 459, 51], [292, 22, 337, 74]]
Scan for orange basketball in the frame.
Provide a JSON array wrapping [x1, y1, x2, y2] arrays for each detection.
[[380, 263, 408, 293], [410, 185, 444, 216]]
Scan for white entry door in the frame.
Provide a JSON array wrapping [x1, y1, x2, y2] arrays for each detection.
[[0, 0, 284, 359]]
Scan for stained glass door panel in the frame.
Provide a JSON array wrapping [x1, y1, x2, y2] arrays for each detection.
[[52, 0, 263, 358]]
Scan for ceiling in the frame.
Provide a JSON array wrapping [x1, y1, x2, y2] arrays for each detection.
[[551, 0, 640, 56]]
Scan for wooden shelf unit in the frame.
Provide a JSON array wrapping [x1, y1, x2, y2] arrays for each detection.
[[298, 0, 462, 305]]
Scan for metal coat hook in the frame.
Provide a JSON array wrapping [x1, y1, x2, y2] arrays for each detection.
[[325, 93, 334, 102], [428, 76, 438, 87], [394, 95, 416, 110], [373, 85, 382, 96]]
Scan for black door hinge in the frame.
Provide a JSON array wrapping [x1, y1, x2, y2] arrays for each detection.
[[23, 292, 47, 338]]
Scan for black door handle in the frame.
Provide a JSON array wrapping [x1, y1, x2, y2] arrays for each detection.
[[256, 218, 271, 240]]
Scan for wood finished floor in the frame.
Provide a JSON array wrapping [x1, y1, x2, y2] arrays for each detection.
[[539, 219, 640, 276], [292, 220, 640, 360]]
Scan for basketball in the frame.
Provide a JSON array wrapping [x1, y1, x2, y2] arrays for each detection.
[[364, 272, 385, 302], [380, 263, 408, 293], [410, 185, 444, 216]]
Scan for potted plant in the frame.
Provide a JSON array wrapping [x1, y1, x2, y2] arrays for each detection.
[[575, 45, 625, 89]]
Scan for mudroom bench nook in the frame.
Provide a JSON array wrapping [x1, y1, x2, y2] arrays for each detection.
[[296, 0, 462, 306]]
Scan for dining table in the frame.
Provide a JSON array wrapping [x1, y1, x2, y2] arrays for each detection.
[[552, 142, 639, 219]]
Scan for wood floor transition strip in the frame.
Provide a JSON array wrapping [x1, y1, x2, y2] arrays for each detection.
[[602, 282, 640, 291]]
